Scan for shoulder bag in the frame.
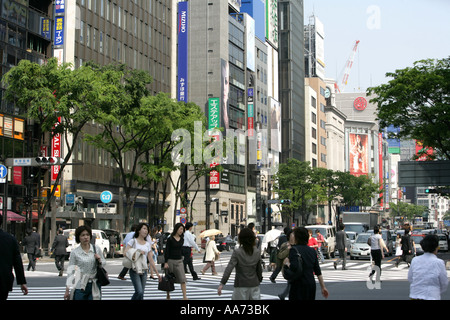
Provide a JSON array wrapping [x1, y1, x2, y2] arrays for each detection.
[[282, 246, 304, 281], [158, 269, 175, 292], [93, 245, 110, 286]]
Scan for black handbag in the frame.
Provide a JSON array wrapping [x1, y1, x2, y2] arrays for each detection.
[[158, 270, 175, 292], [93, 246, 110, 286]]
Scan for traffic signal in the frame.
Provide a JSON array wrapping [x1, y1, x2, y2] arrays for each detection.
[[280, 199, 291, 204], [425, 188, 437, 194], [35, 157, 63, 166]]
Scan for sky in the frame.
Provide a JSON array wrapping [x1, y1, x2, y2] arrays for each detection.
[[303, 0, 450, 93]]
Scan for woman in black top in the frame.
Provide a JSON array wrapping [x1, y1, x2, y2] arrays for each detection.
[[284, 227, 329, 300], [164, 223, 187, 299]]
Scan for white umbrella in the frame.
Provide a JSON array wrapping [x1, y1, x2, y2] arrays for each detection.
[[199, 229, 222, 238], [262, 229, 282, 243]]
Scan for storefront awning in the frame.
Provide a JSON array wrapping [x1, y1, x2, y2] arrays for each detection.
[[1, 211, 26, 222]]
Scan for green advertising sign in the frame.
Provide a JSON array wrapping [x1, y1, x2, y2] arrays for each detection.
[[208, 97, 220, 130]]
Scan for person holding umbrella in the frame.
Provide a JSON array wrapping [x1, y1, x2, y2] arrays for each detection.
[[201, 235, 221, 275]]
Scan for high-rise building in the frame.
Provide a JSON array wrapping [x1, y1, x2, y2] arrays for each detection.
[[1, 0, 174, 235], [278, 0, 305, 163], [0, 0, 54, 234]]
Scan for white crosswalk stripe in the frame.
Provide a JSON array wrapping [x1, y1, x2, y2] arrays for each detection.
[[10, 258, 445, 300]]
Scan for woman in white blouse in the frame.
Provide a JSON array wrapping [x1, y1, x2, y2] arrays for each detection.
[[124, 223, 160, 300], [408, 234, 448, 300], [64, 226, 106, 300]]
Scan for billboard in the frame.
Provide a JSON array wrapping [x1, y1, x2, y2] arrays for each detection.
[[265, 0, 278, 49], [177, 2, 188, 102], [221, 59, 230, 131], [270, 98, 281, 152], [349, 133, 368, 176]]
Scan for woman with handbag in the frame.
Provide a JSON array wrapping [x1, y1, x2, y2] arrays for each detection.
[[201, 235, 221, 275], [283, 227, 328, 300], [124, 223, 161, 300], [63, 226, 106, 300], [217, 228, 263, 300], [164, 223, 188, 300]]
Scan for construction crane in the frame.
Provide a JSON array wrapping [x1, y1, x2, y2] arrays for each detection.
[[335, 40, 360, 93]]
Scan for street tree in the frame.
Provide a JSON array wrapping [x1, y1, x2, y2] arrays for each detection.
[[367, 57, 450, 159], [83, 63, 207, 228], [2, 58, 114, 240]]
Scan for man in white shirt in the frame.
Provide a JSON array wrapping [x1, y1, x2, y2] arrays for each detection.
[[182, 222, 201, 280], [408, 234, 448, 300]]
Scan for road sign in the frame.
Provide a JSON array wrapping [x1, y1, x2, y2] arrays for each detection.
[[0, 165, 7, 179], [100, 190, 113, 203], [180, 217, 186, 224], [180, 207, 186, 214]]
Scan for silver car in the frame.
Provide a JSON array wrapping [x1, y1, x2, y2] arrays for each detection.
[[350, 233, 371, 260]]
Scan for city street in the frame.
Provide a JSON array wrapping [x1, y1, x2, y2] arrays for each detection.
[[8, 250, 450, 301]]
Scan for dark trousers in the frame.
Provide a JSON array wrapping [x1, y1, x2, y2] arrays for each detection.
[[54, 254, 65, 271], [182, 246, 199, 279], [370, 249, 382, 276], [27, 253, 36, 271]]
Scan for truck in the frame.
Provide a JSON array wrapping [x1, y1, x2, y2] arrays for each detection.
[[341, 212, 379, 234]]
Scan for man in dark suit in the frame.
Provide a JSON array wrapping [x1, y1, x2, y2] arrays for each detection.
[[334, 223, 348, 270], [51, 228, 69, 276], [0, 216, 28, 300]]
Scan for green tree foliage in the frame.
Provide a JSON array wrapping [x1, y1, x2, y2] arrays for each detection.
[[389, 201, 428, 221], [367, 57, 450, 159], [273, 159, 381, 224]]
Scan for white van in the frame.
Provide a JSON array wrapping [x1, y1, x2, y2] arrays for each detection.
[[305, 225, 336, 259], [63, 229, 110, 259]]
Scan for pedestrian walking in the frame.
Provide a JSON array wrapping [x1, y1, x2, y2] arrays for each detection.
[[408, 234, 448, 300], [182, 222, 201, 280], [315, 229, 325, 263], [51, 228, 69, 276], [218, 228, 263, 300], [283, 227, 328, 300], [109, 233, 117, 259], [201, 235, 220, 275], [334, 224, 347, 270], [124, 223, 160, 300], [396, 224, 414, 267], [164, 223, 188, 300], [368, 225, 388, 280], [23, 228, 39, 271], [118, 224, 137, 280], [0, 215, 28, 300], [270, 227, 290, 283], [64, 226, 106, 300]]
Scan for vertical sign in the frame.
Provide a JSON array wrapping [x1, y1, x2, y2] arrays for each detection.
[[379, 133, 384, 208], [265, 0, 278, 49], [51, 118, 61, 181], [55, 0, 65, 14], [177, 2, 188, 102], [208, 98, 220, 190], [208, 98, 220, 130], [54, 16, 64, 46]]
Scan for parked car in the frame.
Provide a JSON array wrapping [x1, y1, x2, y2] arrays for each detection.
[[350, 233, 371, 260], [63, 228, 110, 259], [216, 235, 236, 252], [438, 234, 448, 252], [306, 225, 336, 259]]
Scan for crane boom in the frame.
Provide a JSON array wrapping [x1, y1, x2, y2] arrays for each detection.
[[335, 40, 360, 93]]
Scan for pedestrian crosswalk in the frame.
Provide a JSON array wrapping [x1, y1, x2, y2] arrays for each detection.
[[9, 258, 442, 300]]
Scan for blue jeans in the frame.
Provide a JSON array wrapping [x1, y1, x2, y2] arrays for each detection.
[[73, 282, 95, 300], [129, 269, 147, 300]]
